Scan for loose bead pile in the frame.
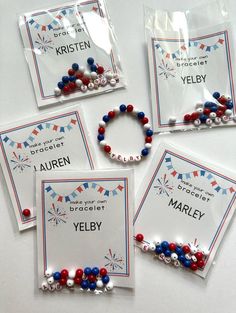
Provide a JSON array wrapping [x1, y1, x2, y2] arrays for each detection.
[[183, 92, 235, 127], [97, 104, 153, 163], [135, 233, 208, 271], [41, 267, 113, 292], [54, 57, 119, 96]]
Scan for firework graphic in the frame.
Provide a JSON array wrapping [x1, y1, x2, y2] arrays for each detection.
[[104, 249, 124, 272], [35, 33, 53, 53], [158, 59, 176, 79], [154, 174, 174, 196], [10, 152, 31, 173], [48, 203, 67, 226]]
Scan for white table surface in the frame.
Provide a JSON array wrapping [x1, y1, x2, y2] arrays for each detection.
[[1, 0, 236, 312]]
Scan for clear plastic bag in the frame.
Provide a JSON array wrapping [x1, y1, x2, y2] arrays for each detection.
[[145, 0, 236, 133], [19, 0, 125, 108]]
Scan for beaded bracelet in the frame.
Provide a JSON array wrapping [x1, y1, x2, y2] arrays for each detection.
[[97, 104, 153, 163]]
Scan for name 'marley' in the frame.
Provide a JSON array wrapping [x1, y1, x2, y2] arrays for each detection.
[[168, 198, 205, 221]]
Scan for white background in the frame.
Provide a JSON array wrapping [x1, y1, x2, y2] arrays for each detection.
[[0, 0, 236, 312]]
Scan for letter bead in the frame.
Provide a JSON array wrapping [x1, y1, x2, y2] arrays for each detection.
[[206, 118, 213, 126], [214, 117, 221, 125], [194, 119, 201, 126], [222, 115, 230, 123], [41, 281, 48, 291], [80, 85, 88, 92], [109, 79, 117, 87]]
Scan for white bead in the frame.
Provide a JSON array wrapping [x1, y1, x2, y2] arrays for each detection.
[[113, 107, 120, 113], [88, 83, 94, 90], [222, 115, 229, 123], [100, 140, 107, 147], [80, 85, 87, 92], [94, 78, 100, 85], [175, 238, 183, 247], [122, 156, 129, 163], [45, 269, 53, 278], [143, 123, 151, 130], [66, 279, 74, 287], [148, 243, 156, 251], [69, 270, 76, 279], [79, 66, 85, 73], [132, 108, 140, 115], [47, 277, 54, 285], [84, 70, 91, 78], [195, 102, 203, 109], [145, 143, 152, 149], [135, 155, 142, 162], [225, 109, 232, 116], [129, 156, 135, 162], [90, 72, 98, 80], [105, 72, 113, 80], [169, 116, 177, 124], [171, 253, 178, 261], [233, 116, 236, 122], [76, 79, 82, 87], [206, 118, 213, 126], [110, 153, 117, 159], [191, 255, 197, 262], [106, 281, 114, 291], [100, 78, 107, 86], [48, 284, 56, 292], [214, 117, 221, 124], [185, 254, 191, 260], [96, 280, 104, 288], [153, 238, 161, 246], [99, 120, 106, 127], [196, 108, 204, 113], [141, 244, 149, 252], [194, 119, 201, 126], [54, 87, 61, 96], [209, 112, 216, 119], [109, 78, 116, 87], [41, 281, 48, 291]]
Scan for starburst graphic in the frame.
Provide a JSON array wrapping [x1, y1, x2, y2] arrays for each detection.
[[154, 174, 174, 196], [158, 59, 176, 79], [35, 33, 53, 53], [10, 152, 31, 173], [104, 249, 124, 272], [48, 203, 67, 226]]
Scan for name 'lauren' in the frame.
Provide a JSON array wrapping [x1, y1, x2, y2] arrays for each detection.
[[168, 198, 205, 221], [56, 41, 91, 55], [34, 156, 70, 171]]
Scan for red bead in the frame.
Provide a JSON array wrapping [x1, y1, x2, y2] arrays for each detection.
[[182, 245, 190, 254], [169, 243, 177, 251], [97, 66, 104, 74], [108, 111, 115, 119], [104, 145, 111, 153], [190, 263, 198, 271], [218, 96, 227, 105], [145, 137, 152, 143], [135, 233, 144, 242], [69, 82, 76, 90], [68, 69, 75, 76], [59, 278, 67, 286], [99, 268, 107, 276], [221, 105, 227, 112], [76, 269, 83, 278], [195, 251, 203, 261], [61, 269, 69, 278], [63, 85, 70, 93], [127, 104, 134, 112], [74, 277, 82, 285], [76, 73, 84, 80], [190, 112, 200, 120], [203, 108, 211, 115], [98, 127, 105, 134], [184, 114, 191, 122], [22, 208, 31, 217], [197, 259, 205, 268], [141, 117, 149, 125], [82, 77, 90, 86], [216, 110, 224, 117], [88, 274, 96, 282]]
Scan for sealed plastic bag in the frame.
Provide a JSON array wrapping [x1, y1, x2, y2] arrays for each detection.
[[145, 1, 236, 133]]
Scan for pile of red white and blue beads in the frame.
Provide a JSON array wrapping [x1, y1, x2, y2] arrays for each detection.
[[97, 104, 153, 163], [41, 267, 113, 292], [54, 57, 119, 96], [135, 233, 208, 272], [182, 92, 235, 127]]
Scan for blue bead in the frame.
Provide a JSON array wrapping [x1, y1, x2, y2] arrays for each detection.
[[183, 259, 191, 268], [227, 100, 233, 109], [199, 114, 208, 123], [84, 267, 92, 276], [62, 76, 69, 84], [141, 148, 149, 156], [97, 134, 104, 141], [102, 275, 110, 284], [155, 245, 163, 254], [103, 115, 110, 123], [146, 129, 153, 137], [72, 63, 79, 71], [204, 101, 215, 108], [69, 76, 76, 82], [53, 272, 61, 280], [213, 91, 220, 99], [57, 81, 65, 89], [91, 64, 97, 72], [164, 249, 171, 257], [81, 280, 89, 289], [138, 112, 145, 119], [178, 255, 185, 263], [161, 241, 169, 250], [92, 267, 100, 276], [119, 104, 127, 112], [89, 282, 97, 290], [87, 57, 95, 65], [175, 247, 183, 255]]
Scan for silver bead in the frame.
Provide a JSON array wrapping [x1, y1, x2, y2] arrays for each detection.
[[75, 79, 82, 87], [225, 109, 232, 116]]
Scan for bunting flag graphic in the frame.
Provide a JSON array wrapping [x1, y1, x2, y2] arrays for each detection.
[[155, 38, 224, 59], [45, 182, 125, 202], [1, 119, 77, 149], [165, 156, 236, 195]]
